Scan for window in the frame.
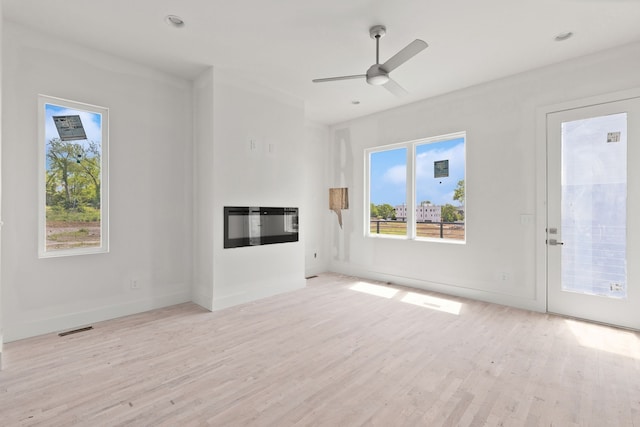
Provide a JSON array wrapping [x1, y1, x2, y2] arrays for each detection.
[[366, 132, 465, 242], [38, 95, 109, 257], [368, 147, 407, 236]]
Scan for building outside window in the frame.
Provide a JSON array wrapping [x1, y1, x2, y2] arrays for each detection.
[[366, 132, 465, 242]]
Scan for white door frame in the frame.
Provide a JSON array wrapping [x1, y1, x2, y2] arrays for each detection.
[[535, 87, 640, 321]]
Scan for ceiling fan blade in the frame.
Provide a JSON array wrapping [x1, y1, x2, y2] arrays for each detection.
[[381, 39, 428, 73], [383, 78, 408, 97], [312, 74, 366, 83]]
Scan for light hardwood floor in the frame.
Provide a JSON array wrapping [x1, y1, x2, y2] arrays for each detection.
[[1, 273, 639, 426]]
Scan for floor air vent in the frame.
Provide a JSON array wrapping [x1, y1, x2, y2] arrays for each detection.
[[58, 326, 93, 337]]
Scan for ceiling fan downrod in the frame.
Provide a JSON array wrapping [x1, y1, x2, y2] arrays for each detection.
[[370, 25, 386, 65], [367, 25, 389, 85]]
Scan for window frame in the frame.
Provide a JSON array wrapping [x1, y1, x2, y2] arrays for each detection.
[[365, 131, 466, 244], [38, 95, 110, 258]]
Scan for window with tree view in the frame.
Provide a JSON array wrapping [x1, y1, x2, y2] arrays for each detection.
[[367, 132, 465, 242], [369, 147, 407, 236], [39, 96, 109, 257]]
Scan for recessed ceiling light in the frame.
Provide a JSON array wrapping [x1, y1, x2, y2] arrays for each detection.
[[165, 15, 185, 28], [554, 32, 573, 42], [351, 100, 361, 105]]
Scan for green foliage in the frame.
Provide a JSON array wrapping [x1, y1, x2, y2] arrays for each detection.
[[376, 203, 396, 220], [46, 205, 101, 222], [47, 228, 90, 242], [370, 203, 379, 218], [454, 179, 465, 205], [370, 203, 397, 220], [441, 204, 461, 223], [46, 138, 101, 214]]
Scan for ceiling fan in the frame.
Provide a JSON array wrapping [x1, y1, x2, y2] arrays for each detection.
[[312, 25, 428, 97]]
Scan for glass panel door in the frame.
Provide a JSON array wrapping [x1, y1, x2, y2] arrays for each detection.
[[547, 97, 640, 329], [561, 113, 627, 298]]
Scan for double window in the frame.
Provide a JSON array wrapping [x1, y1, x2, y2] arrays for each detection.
[[366, 132, 466, 242], [38, 95, 109, 257]]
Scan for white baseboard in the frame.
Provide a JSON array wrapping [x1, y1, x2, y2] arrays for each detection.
[[212, 278, 306, 311], [191, 284, 214, 311], [5, 291, 191, 343], [329, 263, 545, 313]]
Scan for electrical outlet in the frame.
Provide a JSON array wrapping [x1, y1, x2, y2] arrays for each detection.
[[247, 136, 260, 152], [130, 279, 140, 290], [520, 214, 534, 225], [497, 272, 510, 282]]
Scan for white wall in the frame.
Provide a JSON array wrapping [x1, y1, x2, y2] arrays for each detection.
[[303, 121, 330, 277], [201, 70, 307, 310], [328, 41, 640, 312], [1, 23, 329, 341], [192, 67, 214, 310], [0, 2, 4, 366], [2, 23, 193, 341], [194, 70, 329, 310]]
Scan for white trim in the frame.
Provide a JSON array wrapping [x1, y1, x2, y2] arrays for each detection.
[[363, 149, 372, 237], [210, 277, 306, 311], [4, 291, 191, 342], [406, 143, 416, 239], [330, 261, 543, 313], [37, 95, 109, 258]]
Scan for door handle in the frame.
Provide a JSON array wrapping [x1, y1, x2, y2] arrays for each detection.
[[548, 238, 564, 246]]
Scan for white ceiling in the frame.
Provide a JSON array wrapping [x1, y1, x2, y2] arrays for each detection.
[[4, 0, 640, 125]]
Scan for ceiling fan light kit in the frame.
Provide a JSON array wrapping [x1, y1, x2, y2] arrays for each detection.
[[366, 65, 389, 86], [312, 25, 428, 97]]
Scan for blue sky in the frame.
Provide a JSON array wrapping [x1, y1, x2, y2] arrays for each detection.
[[370, 137, 465, 206], [45, 103, 103, 172], [45, 103, 102, 146]]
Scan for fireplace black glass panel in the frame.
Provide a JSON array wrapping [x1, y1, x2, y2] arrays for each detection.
[[224, 207, 299, 248]]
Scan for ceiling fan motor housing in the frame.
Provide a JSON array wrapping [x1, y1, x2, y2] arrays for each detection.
[[366, 64, 389, 85]]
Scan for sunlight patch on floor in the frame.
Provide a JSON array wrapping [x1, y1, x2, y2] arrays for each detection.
[[400, 292, 462, 315], [565, 319, 640, 359], [349, 282, 399, 299]]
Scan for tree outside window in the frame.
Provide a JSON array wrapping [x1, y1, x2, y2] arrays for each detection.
[[39, 96, 109, 257]]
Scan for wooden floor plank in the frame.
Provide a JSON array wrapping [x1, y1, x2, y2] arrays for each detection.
[[1, 273, 639, 426]]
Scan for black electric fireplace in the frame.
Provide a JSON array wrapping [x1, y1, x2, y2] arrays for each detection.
[[224, 206, 299, 249]]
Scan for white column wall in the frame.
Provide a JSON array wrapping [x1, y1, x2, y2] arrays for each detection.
[[303, 121, 331, 278], [0, 2, 4, 366], [192, 68, 215, 310], [205, 70, 307, 310]]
